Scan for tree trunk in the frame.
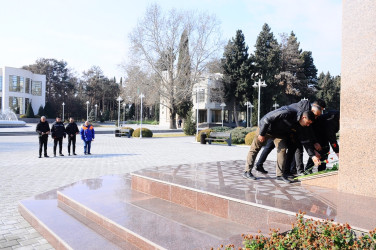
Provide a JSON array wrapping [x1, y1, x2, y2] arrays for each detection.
[[169, 107, 177, 129]]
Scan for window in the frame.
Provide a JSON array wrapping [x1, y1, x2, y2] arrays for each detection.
[[9, 75, 24, 92], [9, 96, 23, 114], [198, 90, 205, 102], [32, 81, 42, 96], [25, 78, 30, 93]]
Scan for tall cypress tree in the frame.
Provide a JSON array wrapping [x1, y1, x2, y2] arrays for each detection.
[[253, 23, 281, 117], [25, 102, 35, 118], [221, 30, 254, 126], [317, 72, 341, 110]]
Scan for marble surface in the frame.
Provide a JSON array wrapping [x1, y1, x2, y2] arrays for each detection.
[[340, 0, 376, 197]]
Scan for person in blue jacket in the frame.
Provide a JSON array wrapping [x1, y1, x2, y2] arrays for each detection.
[[80, 121, 95, 155]]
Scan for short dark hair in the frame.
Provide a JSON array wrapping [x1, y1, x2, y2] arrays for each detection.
[[313, 99, 326, 109], [302, 110, 315, 121]]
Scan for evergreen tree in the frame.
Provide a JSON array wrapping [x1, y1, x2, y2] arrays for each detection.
[[253, 23, 281, 115], [43, 101, 55, 118], [183, 111, 196, 135], [275, 32, 308, 103], [37, 105, 44, 116], [176, 29, 193, 119], [301, 51, 318, 99], [25, 102, 35, 118], [317, 72, 341, 110], [221, 30, 254, 126]]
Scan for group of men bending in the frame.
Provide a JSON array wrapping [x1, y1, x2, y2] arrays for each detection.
[[244, 99, 340, 183], [35, 116, 95, 158]]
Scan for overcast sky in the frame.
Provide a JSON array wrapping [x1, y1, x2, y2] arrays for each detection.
[[0, 0, 341, 80]]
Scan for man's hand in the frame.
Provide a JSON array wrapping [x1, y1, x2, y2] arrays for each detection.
[[314, 150, 321, 159], [46, 131, 49, 134], [258, 135, 265, 143], [314, 143, 322, 151], [312, 156, 321, 166]]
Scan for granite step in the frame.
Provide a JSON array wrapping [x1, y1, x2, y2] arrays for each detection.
[[56, 175, 262, 249], [19, 199, 138, 250]]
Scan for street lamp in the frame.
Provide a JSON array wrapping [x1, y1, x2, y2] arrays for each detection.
[[273, 102, 279, 110], [253, 79, 267, 126], [86, 101, 89, 121], [62, 102, 65, 123], [249, 103, 254, 127], [220, 103, 226, 127], [139, 93, 145, 138], [195, 87, 204, 139], [122, 103, 126, 126], [94, 104, 98, 122], [116, 96, 123, 128]]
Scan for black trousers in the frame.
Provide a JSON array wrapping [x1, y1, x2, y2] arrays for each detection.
[[39, 135, 48, 156], [306, 145, 330, 172], [68, 135, 76, 154], [256, 139, 275, 168], [53, 137, 63, 155]]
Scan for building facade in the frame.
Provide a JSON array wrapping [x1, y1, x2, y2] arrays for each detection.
[[0, 66, 46, 115], [159, 73, 241, 127]]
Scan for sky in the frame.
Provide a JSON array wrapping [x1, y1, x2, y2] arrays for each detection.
[[0, 0, 342, 81]]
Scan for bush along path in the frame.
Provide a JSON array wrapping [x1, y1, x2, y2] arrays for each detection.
[[219, 211, 376, 250]]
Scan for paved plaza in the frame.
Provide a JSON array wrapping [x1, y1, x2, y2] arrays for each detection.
[[0, 127, 263, 249]]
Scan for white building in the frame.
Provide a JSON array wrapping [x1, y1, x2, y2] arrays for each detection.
[[159, 73, 230, 127], [0, 66, 46, 115]]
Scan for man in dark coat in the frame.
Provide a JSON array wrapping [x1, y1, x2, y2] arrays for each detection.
[[51, 117, 66, 157], [65, 117, 79, 156], [305, 110, 340, 172], [36, 116, 50, 158], [244, 107, 320, 183]]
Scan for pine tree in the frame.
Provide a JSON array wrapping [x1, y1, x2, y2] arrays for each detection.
[[43, 101, 55, 118], [275, 32, 308, 103], [25, 102, 35, 118], [253, 23, 281, 115], [37, 105, 44, 116], [221, 30, 254, 126], [317, 72, 340, 110]]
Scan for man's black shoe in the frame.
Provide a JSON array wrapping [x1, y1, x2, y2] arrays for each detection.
[[44, 155, 49, 158], [54, 154, 56, 157], [59, 154, 64, 156], [276, 176, 292, 183], [243, 171, 257, 180], [73, 153, 77, 155], [38, 156, 42, 158], [256, 166, 268, 174], [87, 153, 91, 155]]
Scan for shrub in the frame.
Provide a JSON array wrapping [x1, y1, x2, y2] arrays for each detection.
[[183, 111, 196, 135], [37, 105, 44, 116], [222, 211, 376, 250], [132, 128, 153, 137], [245, 131, 257, 145], [211, 126, 232, 132], [25, 102, 35, 118], [121, 127, 134, 136], [231, 127, 254, 144], [196, 128, 212, 142]]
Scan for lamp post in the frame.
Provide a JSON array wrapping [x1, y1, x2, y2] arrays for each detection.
[[116, 96, 123, 128], [245, 101, 251, 128], [273, 102, 279, 110], [253, 79, 267, 126], [220, 103, 226, 127], [139, 93, 144, 138], [195, 87, 204, 139], [62, 102, 65, 123], [86, 101, 89, 121], [94, 104, 98, 122], [122, 103, 126, 126], [249, 103, 254, 127]]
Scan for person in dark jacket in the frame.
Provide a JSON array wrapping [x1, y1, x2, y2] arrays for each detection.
[[65, 117, 79, 156], [244, 107, 320, 183], [36, 116, 50, 158], [305, 110, 340, 172], [255, 99, 326, 175], [80, 121, 95, 155], [51, 117, 66, 157]]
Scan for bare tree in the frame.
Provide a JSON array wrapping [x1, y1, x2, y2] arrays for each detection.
[[127, 3, 223, 129]]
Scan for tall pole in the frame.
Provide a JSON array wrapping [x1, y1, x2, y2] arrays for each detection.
[[116, 96, 123, 128], [246, 102, 249, 128], [86, 101, 89, 121], [95, 104, 98, 122], [139, 93, 144, 138], [220, 103, 226, 128], [253, 79, 267, 127], [250, 105, 253, 127], [62, 102, 65, 123]]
